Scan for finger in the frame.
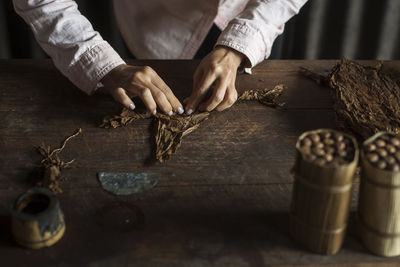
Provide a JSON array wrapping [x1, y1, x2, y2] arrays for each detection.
[[192, 68, 203, 88], [110, 87, 136, 110], [148, 84, 173, 115], [199, 77, 230, 112], [185, 71, 216, 114], [152, 75, 184, 114], [135, 86, 157, 115], [215, 85, 238, 111], [186, 68, 203, 107]]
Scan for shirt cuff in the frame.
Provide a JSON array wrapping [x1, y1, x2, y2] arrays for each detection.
[[216, 23, 268, 68], [66, 41, 126, 95]]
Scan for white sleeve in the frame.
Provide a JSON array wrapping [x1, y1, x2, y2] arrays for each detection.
[[216, 0, 308, 67], [13, 0, 126, 94]]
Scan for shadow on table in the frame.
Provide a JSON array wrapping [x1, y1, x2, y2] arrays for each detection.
[[63, 209, 302, 266], [0, 214, 15, 249], [2, 200, 393, 265]]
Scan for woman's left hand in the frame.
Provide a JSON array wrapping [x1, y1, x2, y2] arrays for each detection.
[[185, 46, 245, 114]]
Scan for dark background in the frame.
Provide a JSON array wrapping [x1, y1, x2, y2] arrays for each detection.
[[1, 0, 399, 60]]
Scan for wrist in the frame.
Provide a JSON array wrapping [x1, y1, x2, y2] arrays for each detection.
[[214, 46, 245, 68], [101, 63, 127, 88]]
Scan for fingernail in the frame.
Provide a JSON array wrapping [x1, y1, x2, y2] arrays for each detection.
[[186, 109, 193, 115], [129, 103, 135, 110], [177, 107, 184, 114], [152, 110, 157, 115], [168, 110, 173, 116]]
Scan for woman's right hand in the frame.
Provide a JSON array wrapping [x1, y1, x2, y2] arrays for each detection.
[[101, 64, 184, 115]]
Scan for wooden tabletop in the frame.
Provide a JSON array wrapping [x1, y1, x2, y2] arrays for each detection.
[[1, 59, 400, 266]]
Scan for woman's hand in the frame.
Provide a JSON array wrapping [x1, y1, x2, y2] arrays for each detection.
[[185, 46, 245, 114], [101, 64, 184, 115]]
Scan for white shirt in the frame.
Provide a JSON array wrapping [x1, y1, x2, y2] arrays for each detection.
[[13, 0, 308, 95]]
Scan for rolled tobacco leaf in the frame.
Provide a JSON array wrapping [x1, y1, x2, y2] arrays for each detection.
[[290, 129, 359, 255], [359, 132, 400, 257]]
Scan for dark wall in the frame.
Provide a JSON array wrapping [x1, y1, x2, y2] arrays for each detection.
[[1, 0, 399, 60], [278, 0, 400, 60]]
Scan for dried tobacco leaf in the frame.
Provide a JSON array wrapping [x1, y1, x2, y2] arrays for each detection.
[[100, 109, 152, 129], [36, 128, 82, 193], [299, 67, 329, 86], [154, 112, 209, 162], [330, 59, 400, 138], [300, 58, 400, 139], [100, 85, 285, 162], [238, 84, 285, 107]]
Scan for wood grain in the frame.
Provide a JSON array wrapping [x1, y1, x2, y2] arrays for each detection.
[[1, 59, 400, 266]]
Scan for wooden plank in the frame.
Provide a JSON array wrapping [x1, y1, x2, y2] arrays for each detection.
[[0, 59, 339, 191], [0, 106, 337, 190]]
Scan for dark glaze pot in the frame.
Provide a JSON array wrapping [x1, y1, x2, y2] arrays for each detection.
[[11, 187, 65, 249]]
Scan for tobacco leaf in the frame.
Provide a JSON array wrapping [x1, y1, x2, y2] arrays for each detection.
[[100, 85, 285, 162], [299, 67, 329, 86], [100, 109, 152, 129], [154, 112, 210, 162], [36, 128, 82, 193], [300, 58, 400, 139], [238, 84, 285, 107]]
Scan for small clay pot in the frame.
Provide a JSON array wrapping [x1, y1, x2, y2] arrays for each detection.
[[11, 187, 65, 249]]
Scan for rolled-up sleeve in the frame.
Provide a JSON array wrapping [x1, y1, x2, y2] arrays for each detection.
[[13, 0, 125, 94], [216, 0, 308, 68]]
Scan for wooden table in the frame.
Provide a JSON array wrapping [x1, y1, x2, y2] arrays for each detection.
[[1, 59, 400, 266]]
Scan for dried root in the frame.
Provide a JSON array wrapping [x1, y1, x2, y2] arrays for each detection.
[[36, 128, 82, 193]]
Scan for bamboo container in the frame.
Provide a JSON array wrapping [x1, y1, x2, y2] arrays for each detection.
[[11, 187, 65, 249], [290, 129, 359, 255], [358, 132, 400, 257]]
